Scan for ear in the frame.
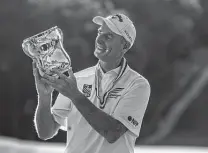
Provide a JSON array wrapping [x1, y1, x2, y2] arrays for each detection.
[[121, 37, 130, 53]]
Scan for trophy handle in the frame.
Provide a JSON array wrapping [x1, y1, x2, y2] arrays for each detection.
[[57, 28, 64, 44]]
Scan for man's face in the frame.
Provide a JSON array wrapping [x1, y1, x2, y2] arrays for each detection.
[[94, 22, 124, 62]]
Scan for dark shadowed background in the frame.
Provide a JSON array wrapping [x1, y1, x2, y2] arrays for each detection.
[[0, 0, 208, 147]]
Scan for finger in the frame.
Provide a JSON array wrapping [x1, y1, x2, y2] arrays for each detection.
[[41, 77, 62, 93], [68, 68, 76, 79], [42, 73, 57, 82], [41, 77, 57, 88], [32, 63, 42, 79], [52, 70, 67, 80], [32, 60, 37, 69], [32, 58, 39, 68], [32, 60, 40, 78], [34, 69, 46, 84], [68, 68, 73, 75], [33, 67, 40, 80]]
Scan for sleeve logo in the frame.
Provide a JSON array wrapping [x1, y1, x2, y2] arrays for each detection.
[[128, 116, 138, 127], [82, 84, 92, 97]]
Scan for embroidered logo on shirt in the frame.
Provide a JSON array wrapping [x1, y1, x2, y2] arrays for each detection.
[[128, 116, 138, 127], [108, 87, 124, 99], [82, 84, 92, 97]]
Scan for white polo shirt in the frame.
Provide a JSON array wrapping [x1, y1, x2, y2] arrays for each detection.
[[51, 58, 150, 153]]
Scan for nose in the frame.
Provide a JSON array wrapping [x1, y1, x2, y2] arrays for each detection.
[[96, 34, 105, 45]]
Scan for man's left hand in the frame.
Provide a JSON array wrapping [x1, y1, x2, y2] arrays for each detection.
[[42, 69, 82, 100]]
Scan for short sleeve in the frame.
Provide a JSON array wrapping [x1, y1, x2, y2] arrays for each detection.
[[51, 93, 72, 131], [112, 79, 150, 137]]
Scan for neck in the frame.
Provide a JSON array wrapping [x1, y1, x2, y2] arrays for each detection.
[[99, 58, 123, 73]]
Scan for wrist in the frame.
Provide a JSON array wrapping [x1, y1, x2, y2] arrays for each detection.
[[38, 92, 52, 100], [38, 89, 53, 95], [71, 91, 85, 103]]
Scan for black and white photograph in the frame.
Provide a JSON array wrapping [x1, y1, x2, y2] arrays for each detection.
[[0, 0, 208, 153]]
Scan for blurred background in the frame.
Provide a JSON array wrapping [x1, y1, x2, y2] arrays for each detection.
[[0, 0, 208, 151]]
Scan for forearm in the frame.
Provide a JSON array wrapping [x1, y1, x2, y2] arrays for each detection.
[[71, 93, 120, 142], [34, 93, 59, 140]]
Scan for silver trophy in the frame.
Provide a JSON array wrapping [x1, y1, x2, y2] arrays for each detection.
[[22, 26, 71, 78]]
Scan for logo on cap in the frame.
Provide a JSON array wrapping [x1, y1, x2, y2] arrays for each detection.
[[124, 30, 132, 42], [111, 14, 123, 22]]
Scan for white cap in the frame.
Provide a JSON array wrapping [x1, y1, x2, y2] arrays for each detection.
[[93, 13, 136, 49]]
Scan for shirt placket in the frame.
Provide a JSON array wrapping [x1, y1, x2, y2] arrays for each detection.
[[97, 70, 115, 103]]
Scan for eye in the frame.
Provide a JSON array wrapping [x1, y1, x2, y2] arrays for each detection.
[[97, 29, 102, 35], [106, 34, 113, 40]]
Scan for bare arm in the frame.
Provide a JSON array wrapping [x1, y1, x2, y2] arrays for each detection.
[[32, 61, 60, 140], [34, 93, 60, 140]]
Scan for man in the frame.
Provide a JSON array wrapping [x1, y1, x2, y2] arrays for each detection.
[[33, 13, 150, 153]]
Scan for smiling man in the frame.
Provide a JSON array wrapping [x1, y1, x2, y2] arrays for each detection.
[[33, 13, 151, 153]]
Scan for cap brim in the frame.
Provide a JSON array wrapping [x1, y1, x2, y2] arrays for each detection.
[[92, 16, 121, 36], [92, 16, 105, 25]]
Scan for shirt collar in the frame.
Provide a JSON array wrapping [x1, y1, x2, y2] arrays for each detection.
[[95, 57, 128, 109], [97, 63, 121, 77], [95, 57, 128, 83]]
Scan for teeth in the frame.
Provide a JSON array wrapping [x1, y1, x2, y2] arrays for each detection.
[[97, 44, 105, 50], [97, 46, 103, 50]]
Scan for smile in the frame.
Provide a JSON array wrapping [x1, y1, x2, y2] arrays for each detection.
[[96, 43, 106, 50], [96, 43, 110, 53], [97, 45, 105, 50]]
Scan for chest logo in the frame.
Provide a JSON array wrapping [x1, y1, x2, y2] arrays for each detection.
[[82, 84, 92, 97], [108, 87, 124, 99]]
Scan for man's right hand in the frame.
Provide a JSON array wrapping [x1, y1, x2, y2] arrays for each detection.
[[32, 60, 54, 95]]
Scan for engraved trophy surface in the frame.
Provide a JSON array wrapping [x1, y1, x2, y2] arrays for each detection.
[[22, 26, 71, 77]]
